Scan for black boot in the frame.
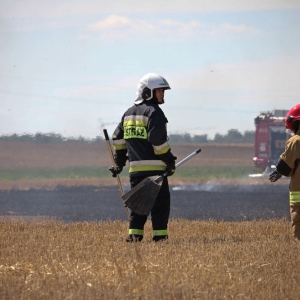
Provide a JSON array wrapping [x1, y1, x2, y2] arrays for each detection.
[[153, 235, 168, 242], [126, 234, 143, 242]]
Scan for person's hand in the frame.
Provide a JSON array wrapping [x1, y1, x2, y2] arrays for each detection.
[[159, 151, 177, 164], [109, 166, 123, 177], [269, 170, 282, 182], [166, 163, 176, 176], [159, 150, 177, 177]]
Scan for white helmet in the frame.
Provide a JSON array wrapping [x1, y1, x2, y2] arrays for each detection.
[[134, 73, 171, 104]]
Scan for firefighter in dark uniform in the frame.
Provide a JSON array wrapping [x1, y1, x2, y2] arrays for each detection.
[[269, 104, 300, 240], [111, 73, 177, 242]]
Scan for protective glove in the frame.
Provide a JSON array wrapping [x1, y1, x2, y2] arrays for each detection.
[[113, 152, 128, 168], [165, 163, 176, 177], [159, 150, 177, 177], [269, 170, 282, 182], [109, 166, 123, 177], [159, 150, 177, 164]]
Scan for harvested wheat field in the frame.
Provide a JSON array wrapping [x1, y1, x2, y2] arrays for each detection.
[[1, 141, 298, 299], [0, 219, 300, 299], [0, 141, 253, 169]]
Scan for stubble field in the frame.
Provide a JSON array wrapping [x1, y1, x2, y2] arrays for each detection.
[[0, 140, 296, 299], [1, 219, 299, 299]]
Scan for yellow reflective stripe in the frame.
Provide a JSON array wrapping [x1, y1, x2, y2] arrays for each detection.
[[113, 144, 127, 150], [123, 115, 148, 127], [290, 191, 300, 203], [153, 230, 168, 236], [113, 139, 126, 145], [153, 142, 170, 155], [129, 165, 166, 172], [130, 160, 166, 167], [129, 160, 166, 172], [129, 229, 144, 235], [124, 120, 148, 127], [112, 139, 127, 150]]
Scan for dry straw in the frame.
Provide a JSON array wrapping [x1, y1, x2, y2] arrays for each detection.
[[0, 218, 299, 299]]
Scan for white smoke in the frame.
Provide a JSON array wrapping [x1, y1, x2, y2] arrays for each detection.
[[172, 180, 287, 193]]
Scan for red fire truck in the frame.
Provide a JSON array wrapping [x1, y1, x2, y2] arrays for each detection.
[[253, 110, 290, 173]]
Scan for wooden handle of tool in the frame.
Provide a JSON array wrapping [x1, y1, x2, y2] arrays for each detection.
[[103, 129, 117, 168], [103, 129, 110, 141], [103, 129, 130, 220]]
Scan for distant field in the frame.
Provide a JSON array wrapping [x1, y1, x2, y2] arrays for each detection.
[[0, 141, 254, 169], [0, 141, 263, 189]]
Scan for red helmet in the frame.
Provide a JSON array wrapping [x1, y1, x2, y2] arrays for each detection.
[[286, 104, 300, 131]]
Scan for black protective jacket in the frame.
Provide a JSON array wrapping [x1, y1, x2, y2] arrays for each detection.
[[112, 100, 172, 177]]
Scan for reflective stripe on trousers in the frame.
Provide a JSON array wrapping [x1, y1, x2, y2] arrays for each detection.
[[128, 229, 168, 237], [129, 229, 144, 236], [153, 230, 168, 237]]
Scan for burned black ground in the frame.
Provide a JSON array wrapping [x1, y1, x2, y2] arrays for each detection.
[[0, 184, 289, 222]]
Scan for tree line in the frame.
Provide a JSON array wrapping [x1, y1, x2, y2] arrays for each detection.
[[169, 129, 254, 144], [0, 129, 254, 144]]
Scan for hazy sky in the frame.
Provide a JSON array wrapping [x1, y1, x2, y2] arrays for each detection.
[[1, 1, 300, 139]]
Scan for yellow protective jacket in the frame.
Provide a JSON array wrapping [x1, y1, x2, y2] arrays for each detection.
[[277, 128, 300, 205]]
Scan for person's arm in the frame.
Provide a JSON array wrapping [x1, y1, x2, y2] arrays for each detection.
[[148, 109, 177, 176], [269, 139, 295, 182]]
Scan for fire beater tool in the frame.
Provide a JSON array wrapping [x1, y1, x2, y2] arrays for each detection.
[[122, 148, 201, 216]]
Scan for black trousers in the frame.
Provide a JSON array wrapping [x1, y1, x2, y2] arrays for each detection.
[[129, 175, 170, 234]]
